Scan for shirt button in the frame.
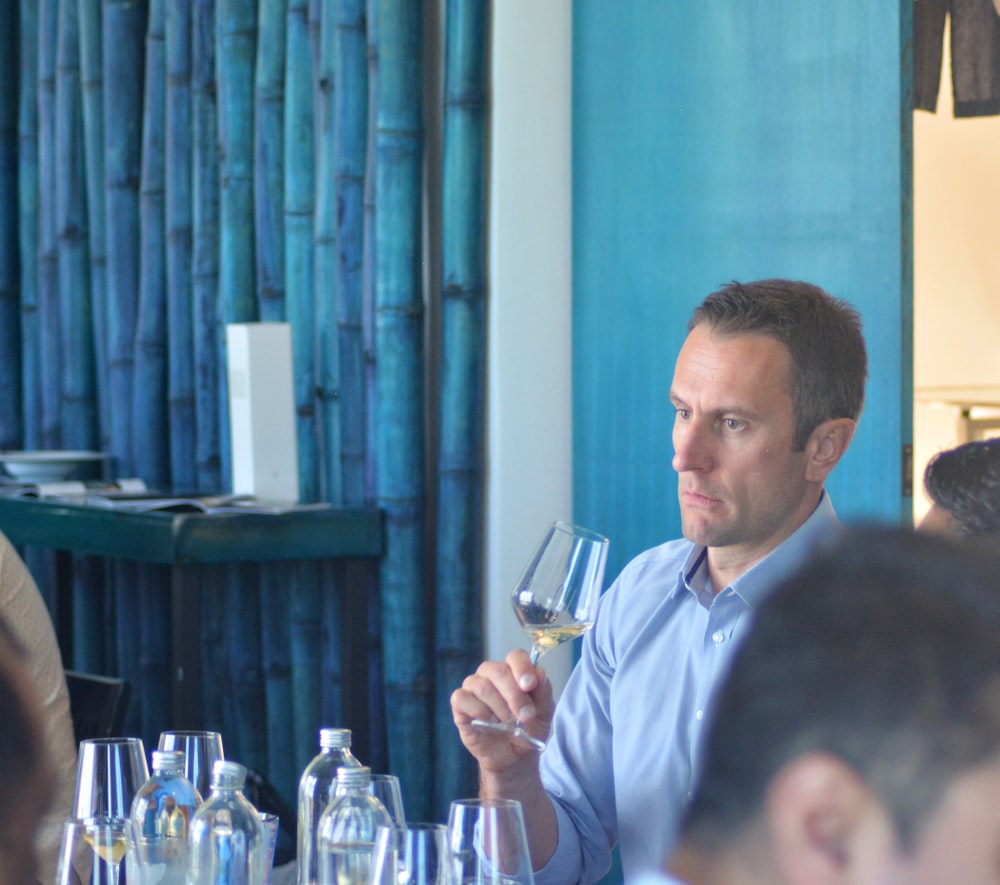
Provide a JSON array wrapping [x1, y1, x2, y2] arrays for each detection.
[[712, 630, 725, 645], [695, 709, 704, 720]]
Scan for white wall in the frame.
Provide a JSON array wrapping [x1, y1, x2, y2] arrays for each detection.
[[913, 27, 1000, 521], [487, 1, 575, 692]]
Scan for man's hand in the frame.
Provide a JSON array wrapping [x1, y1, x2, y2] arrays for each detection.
[[450, 648, 556, 774]]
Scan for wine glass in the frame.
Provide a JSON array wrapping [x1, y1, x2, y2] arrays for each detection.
[[157, 730, 224, 798], [56, 817, 132, 885], [73, 737, 150, 819], [369, 773, 407, 826], [471, 521, 609, 750], [447, 799, 534, 885], [373, 823, 451, 885]]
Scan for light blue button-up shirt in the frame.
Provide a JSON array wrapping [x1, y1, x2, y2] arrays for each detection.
[[537, 494, 841, 885]]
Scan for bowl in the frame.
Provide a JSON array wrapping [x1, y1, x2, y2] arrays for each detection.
[[0, 450, 107, 483]]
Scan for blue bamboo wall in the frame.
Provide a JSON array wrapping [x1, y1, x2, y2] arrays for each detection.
[[0, 0, 486, 822]]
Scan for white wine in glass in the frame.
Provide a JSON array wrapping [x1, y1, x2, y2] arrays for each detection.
[[471, 520, 609, 751]]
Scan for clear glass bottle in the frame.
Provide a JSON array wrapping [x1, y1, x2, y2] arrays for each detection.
[[129, 750, 202, 884], [188, 760, 268, 885], [316, 766, 391, 885], [297, 728, 363, 885]]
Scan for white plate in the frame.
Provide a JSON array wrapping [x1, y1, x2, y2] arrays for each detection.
[[0, 450, 107, 483]]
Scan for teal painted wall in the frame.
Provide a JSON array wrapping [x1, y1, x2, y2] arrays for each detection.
[[573, 2, 912, 581]]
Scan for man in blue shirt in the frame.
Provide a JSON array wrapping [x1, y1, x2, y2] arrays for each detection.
[[450, 279, 868, 884]]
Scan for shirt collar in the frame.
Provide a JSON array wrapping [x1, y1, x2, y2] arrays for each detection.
[[677, 491, 841, 608]]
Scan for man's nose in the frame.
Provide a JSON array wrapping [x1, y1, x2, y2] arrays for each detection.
[[672, 419, 712, 473]]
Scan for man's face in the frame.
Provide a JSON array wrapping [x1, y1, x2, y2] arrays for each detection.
[[876, 754, 1000, 885], [670, 325, 817, 564]]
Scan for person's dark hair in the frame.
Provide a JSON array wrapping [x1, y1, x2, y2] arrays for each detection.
[[923, 437, 1000, 538], [680, 527, 1000, 853], [689, 279, 867, 450]]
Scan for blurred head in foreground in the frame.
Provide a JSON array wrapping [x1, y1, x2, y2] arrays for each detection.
[[667, 527, 1000, 885], [0, 617, 55, 884], [920, 436, 1000, 539]]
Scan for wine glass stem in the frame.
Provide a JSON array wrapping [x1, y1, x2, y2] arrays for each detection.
[[529, 646, 542, 667]]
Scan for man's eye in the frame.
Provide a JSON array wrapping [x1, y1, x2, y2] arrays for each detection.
[[675, 408, 691, 420], [723, 418, 745, 431]]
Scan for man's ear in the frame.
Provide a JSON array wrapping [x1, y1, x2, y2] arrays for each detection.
[[803, 418, 856, 484], [766, 752, 895, 885]]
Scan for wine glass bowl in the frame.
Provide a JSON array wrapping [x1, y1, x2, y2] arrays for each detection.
[[56, 817, 133, 885], [511, 521, 608, 665], [447, 799, 534, 885], [73, 737, 149, 820], [471, 521, 608, 750], [157, 729, 224, 799]]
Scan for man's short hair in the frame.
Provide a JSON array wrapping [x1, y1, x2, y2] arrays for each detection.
[[680, 527, 1000, 851], [689, 279, 867, 450], [923, 437, 1000, 538]]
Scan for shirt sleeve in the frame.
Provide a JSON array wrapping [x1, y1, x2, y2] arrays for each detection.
[[535, 571, 625, 885]]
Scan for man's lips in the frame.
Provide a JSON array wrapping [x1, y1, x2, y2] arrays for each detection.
[[680, 488, 723, 507]]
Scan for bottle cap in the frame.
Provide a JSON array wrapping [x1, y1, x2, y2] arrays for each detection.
[[319, 728, 352, 749], [151, 750, 186, 774], [335, 765, 371, 788], [211, 760, 247, 788]]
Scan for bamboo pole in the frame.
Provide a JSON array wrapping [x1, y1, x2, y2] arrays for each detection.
[[434, 0, 489, 813], [56, 0, 99, 450], [314, 0, 340, 504], [261, 564, 295, 806], [192, 0, 221, 493], [253, 0, 285, 323], [38, 0, 61, 449], [0, 0, 21, 448], [285, 0, 318, 502], [78, 0, 111, 454], [18, 0, 40, 447], [216, 0, 258, 490], [372, 0, 429, 819], [165, 0, 196, 490], [331, 0, 369, 507], [103, 0, 147, 478], [132, 0, 169, 488], [215, 0, 257, 326], [225, 565, 266, 777]]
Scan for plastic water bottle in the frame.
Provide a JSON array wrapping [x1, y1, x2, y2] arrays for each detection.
[[129, 750, 202, 884], [188, 760, 268, 884], [297, 728, 363, 885], [316, 767, 391, 885]]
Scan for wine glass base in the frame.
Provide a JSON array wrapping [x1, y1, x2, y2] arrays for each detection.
[[469, 717, 546, 752]]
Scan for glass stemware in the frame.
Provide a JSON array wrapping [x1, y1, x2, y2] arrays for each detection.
[[56, 817, 133, 885], [471, 521, 609, 750], [73, 738, 150, 820], [157, 730, 224, 799], [373, 823, 451, 885], [369, 773, 406, 827], [447, 799, 534, 885]]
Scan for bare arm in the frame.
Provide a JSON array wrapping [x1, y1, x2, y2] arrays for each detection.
[[450, 648, 559, 869]]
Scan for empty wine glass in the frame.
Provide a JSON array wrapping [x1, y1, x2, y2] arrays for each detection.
[[447, 799, 533, 885], [471, 521, 609, 750], [157, 730, 224, 798], [369, 773, 406, 826], [373, 823, 451, 885], [74, 738, 149, 819], [56, 817, 133, 885]]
